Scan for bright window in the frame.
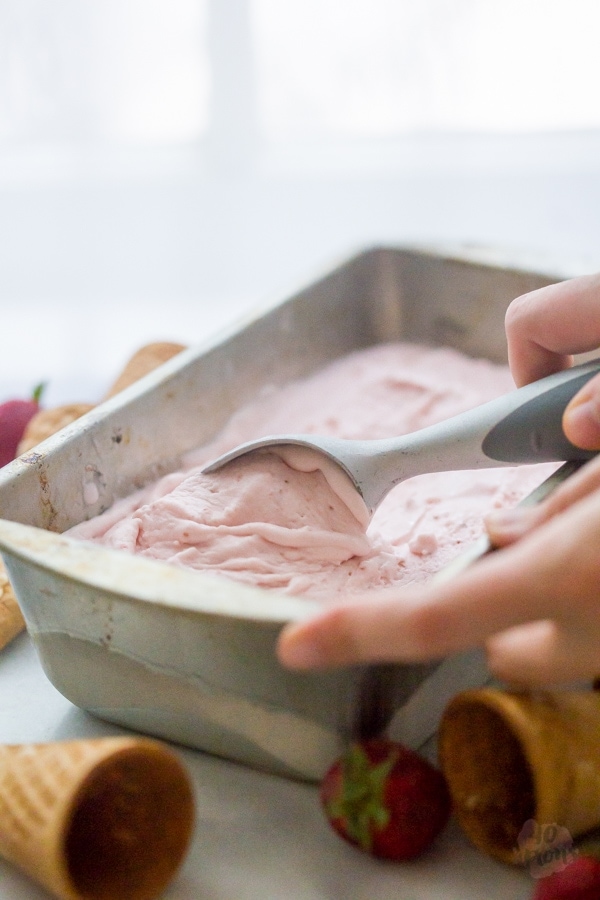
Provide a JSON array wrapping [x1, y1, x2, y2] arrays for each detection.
[[1, 0, 600, 152], [0, 0, 208, 145], [253, 0, 600, 139]]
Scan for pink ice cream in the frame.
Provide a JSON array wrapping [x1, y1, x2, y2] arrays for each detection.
[[68, 343, 556, 600]]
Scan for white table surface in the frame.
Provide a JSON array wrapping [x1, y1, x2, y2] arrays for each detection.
[[0, 631, 534, 900]]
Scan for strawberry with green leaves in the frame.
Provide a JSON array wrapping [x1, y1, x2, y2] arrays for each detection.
[[320, 738, 451, 860], [0, 383, 44, 467]]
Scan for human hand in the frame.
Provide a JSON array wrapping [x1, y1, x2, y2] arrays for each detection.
[[505, 272, 600, 449], [277, 456, 600, 685], [277, 273, 600, 685]]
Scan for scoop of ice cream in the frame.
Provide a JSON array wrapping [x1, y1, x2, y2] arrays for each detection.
[[69, 451, 386, 595], [271, 444, 370, 528]]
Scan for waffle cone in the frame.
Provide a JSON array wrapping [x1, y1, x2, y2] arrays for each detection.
[[438, 688, 600, 865], [103, 342, 186, 399], [0, 737, 195, 900], [0, 562, 25, 650]]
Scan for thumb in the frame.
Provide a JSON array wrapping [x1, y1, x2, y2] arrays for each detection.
[[562, 371, 600, 450]]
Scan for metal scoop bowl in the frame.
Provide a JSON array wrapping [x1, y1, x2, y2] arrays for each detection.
[[203, 359, 600, 516]]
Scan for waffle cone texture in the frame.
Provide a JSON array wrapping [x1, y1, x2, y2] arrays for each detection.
[[0, 563, 24, 651], [0, 737, 195, 900], [438, 688, 600, 865]]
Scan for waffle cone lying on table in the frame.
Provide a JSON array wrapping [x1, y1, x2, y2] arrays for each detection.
[[0, 342, 187, 651], [0, 736, 194, 900], [0, 569, 24, 650], [438, 687, 600, 865]]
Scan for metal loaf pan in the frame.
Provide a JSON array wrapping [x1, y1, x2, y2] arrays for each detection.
[[0, 246, 566, 781]]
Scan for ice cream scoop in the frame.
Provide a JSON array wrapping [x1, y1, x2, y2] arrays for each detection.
[[203, 358, 600, 515]]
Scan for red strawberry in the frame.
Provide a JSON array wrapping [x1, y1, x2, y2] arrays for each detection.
[[532, 855, 600, 899], [0, 383, 44, 467], [320, 738, 451, 860]]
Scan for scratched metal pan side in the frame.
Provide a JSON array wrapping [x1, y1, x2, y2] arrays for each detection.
[[0, 519, 367, 780]]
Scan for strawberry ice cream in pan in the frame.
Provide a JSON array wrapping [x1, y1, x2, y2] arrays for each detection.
[[67, 342, 556, 601]]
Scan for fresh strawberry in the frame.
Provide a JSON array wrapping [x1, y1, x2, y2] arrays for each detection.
[[320, 738, 451, 860], [0, 383, 44, 467], [532, 854, 600, 899]]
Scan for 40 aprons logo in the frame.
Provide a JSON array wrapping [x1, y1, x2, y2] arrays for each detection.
[[517, 819, 577, 877]]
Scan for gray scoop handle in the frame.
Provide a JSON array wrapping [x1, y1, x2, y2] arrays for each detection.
[[204, 359, 600, 513]]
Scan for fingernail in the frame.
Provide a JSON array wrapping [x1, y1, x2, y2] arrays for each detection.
[[278, 632, 325, 669], [485, 506, 537, 542], [486, 507, 532, 527], [563, 396, 600, 450]]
